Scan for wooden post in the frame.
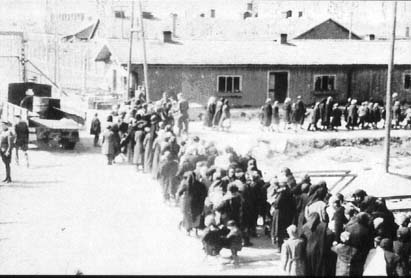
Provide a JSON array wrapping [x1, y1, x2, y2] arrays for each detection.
[[126, 0, 135, 101], [384, 1, 397, 173], [138, 0, 150, 103]]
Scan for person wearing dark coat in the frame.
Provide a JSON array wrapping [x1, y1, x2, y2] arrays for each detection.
[[344, 212, 374, 276], [261, 98, 273, 131], [177, 171, 208, 235], [300, 212, 335, 276], [372, 103, 381, 129], [204, 96, 216, 128], [393, 227, 411, 275], [90, 113, 101, 147], [101, 125, 115, 165], [294, 176, 311, 235], [380, 238, 405, 276], [323, 96, 333, 130], [212, 98, 224, 128], [293, 96, 306, 129], [331, 231, 359, 276], [318, 98, 327, 130], [215, 183, 243, 226], [268, 179, 296, 252], [158, 151, 179, 202], [330, 103, 342, 131]]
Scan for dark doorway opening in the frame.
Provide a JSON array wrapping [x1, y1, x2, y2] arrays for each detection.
[[268, 72, 288, 103]]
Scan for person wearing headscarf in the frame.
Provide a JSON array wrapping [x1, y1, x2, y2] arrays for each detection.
[[281, 224, 306, 276], [346, 99, 358, 130], [212, 98, 224, 128], [204, 96, 216, 128], [261, 98, 273, 131], [392, 100, 402, 129], [283, 98, 292, 130], [393, 227, 411, 275], [344, 212, 374, 276], [307, 102, 320, 131], [101, 124, 115, 165], [281, 167, 297, 191], [324, 96, 334, 130], [271, 100, 281, 132], [380, 238, 405, 276], [268, 177, 296, 252], [331, 231, 359, 276], [133, 117, 146, 171], [305, 181, 329, 223], [294, 175, 311, 234], [330, 103, 342, 131], [218, 99, 231, 132], [158, 150, 179, 202], [177, 171, 208, 236], [293, 96, 306, 131], [215, 183, 242, 227], [247, 158, 263, 178], [300, 212, 334, 276]]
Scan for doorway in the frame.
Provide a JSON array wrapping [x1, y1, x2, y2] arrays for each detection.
[[268, 71, 288, 103]]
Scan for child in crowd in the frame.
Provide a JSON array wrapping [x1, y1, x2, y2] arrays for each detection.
[[280, 225, 305, 276], [331, 231, 358, 276]]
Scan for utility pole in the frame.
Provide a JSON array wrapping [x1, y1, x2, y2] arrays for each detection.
[[384, 1, 397, 173], [348, 2, 354, 40], [126, 0, 135, 101], [138, 0, 150, 102], [53, 0, 60, 97]]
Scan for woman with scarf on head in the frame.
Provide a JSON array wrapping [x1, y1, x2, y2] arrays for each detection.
[[204, 96, 216, 128], [344, 212, 374, 276], [268, 176, 296, 252], [281, 167, 297, 191], [246, 158, 263, 178], [158, 150, 179, 203], [177, 171, 208, 236], [212, 98, 224, 128], [301, 212, 334, 276], [305, 181, 329, 223]]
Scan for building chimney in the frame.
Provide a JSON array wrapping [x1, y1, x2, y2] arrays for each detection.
[[298, 11, 303, 17], [210, 9, 215, 18], [406, 27, 410, 38], [247, 2, 253, 11], [163, 31, 172, 43], [280, 33, 287, 44], [170, 13, 177, 36], [366, 34, 375, 40]]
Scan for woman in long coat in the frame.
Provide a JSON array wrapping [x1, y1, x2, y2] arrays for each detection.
[[283, 98, 292, 129], [159, 151, 179, 201], [261, 98, 273, 129], [133, 123, 145, 171], [268, 179, 296, 251], [143, 126, 155, 173], [212, 98, 224, 127], [204, 96, 216, 128], [219, 99, 231, 131], [272, 101, 280, 132], [177, 171, 208, 235], [301, 212, 334, 276], [102, 125, 115, 165]]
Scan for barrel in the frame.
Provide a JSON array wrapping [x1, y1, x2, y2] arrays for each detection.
[[32, 96, 50, 118]]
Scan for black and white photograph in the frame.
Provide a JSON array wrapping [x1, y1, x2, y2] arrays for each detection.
[[0, 0, 411, 275]]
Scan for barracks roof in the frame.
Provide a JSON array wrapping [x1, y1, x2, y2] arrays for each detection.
[[95, 38, 411, 66]]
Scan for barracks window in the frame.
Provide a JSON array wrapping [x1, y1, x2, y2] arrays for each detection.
[[217, 76, 242, 93], [314, 75, 336, 91], [404, 73, 411, 90]]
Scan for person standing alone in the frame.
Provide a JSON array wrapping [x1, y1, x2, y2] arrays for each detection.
[[176, 93, 189, 137], [0, 121, 14, 183], [90, 113, 101, 147], [14, 115, 29, 167]]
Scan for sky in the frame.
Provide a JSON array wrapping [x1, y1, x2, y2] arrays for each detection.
[[0, 0, 410, 37]]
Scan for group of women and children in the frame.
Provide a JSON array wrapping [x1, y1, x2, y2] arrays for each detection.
[[97, 91, 410, 276]]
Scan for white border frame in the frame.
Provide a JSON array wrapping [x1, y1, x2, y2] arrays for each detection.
[[216, 75, 243, 93]]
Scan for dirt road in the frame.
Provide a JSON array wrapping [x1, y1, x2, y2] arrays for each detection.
[[0, 136, 279, 275]]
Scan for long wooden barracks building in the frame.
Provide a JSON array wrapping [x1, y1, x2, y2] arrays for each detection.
[[95, 19, 411, 106]]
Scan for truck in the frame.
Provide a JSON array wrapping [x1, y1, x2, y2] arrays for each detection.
[[1, 82, 85, 150]]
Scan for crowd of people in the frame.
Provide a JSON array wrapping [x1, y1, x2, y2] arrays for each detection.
[[260, 94, 411, 132], [92, 89, 410, 275]]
